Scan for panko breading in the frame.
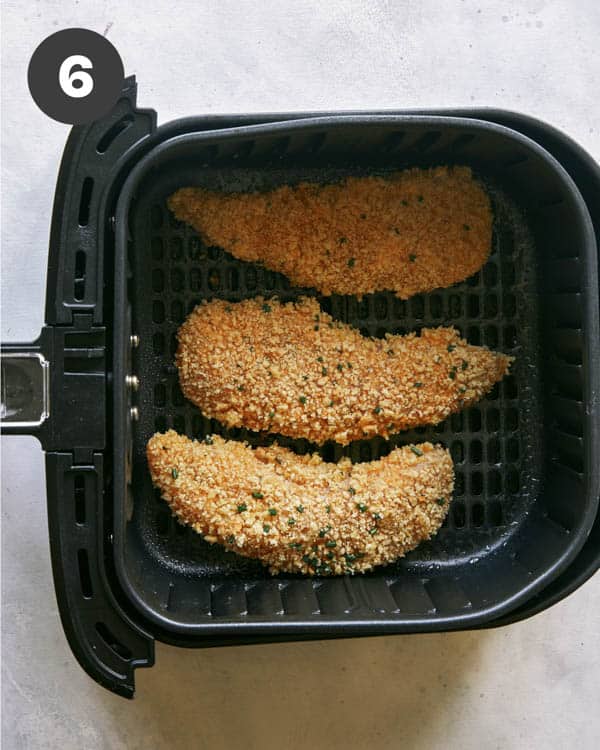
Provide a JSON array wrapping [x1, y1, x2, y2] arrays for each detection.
[[168, 166, 492, 299], [176, 297, 512, 446], [147, 431, 453, 575]]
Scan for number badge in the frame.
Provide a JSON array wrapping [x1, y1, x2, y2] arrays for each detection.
[[28, 28, 124, 125]]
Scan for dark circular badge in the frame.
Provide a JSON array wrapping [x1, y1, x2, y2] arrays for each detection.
[[28, 28, 124, 125]]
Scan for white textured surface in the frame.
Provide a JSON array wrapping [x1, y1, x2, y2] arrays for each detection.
[[1, 1, 599, 748]]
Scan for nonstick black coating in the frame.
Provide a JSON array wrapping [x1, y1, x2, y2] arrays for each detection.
[[113, 117, 599, 635]]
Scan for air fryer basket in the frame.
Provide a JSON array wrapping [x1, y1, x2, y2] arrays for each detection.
[[113, 116, 599, 636], [2, 80, 598, 697]]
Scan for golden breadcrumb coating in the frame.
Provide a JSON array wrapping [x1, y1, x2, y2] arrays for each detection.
[[167, 166, 491, 299], [147, 431, 453, 575], [176, 297, 512, 446]]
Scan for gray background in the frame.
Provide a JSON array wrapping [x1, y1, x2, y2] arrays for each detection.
[[1, 1, 599, 748]]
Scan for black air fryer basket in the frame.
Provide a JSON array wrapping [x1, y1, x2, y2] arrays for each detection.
[[1, 78, 598, 697]]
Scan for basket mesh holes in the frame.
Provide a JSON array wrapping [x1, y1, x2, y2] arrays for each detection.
[[170, 237, 183, 260], [188, 236, 203, 260], [173, 415, 185, 433], [504, 325, 517, 348], [172, 384, 185, 407], [488, 469, 502, 495], [470, 440, 482, 463], [506, 437, 520, 461], [468, 295, 480, 317], [484, 294, 498, 318], [208, 269, 221, 291], [454, 472, 465, 496], [467, 326, 481, 345], [393, 299, 407, 318], [190, 268, 202, 291], [471, 503, 485, 527], [503, 293, 516, 316], [171, 301, 184, 325], [487, 437, 501, 463], [73, 250, 87, 302], [78, 177, 93, 227], [506, 407, 519, 431], [483, 263, 498, 286], [208, 246, 222, 261], [488, 501, 503, 525], [152, 269, 165, 292], [450, 412, 463, 432], [245, 267, 257, 290], [264, 270, 276, 289], [468, 408, 482, 432], [155, 415, 167, 432], [152, 301, 165, 323], [410, 296, 425, 318], [451, 441, 464, 463], [429, 294, 443, 318], [171, 268, 184, 292], [471, 472, 483, 495], [507, 467, 520, 493], [229, 267, 240, 291], [452, 502, 466, 528], [448, 295, 462, 317], [484, 325, 499, 348], [487, 408, 500, 431], [151, 237, 163, 260], [374, 296, 388, 320], [467, 272, 480, 288]]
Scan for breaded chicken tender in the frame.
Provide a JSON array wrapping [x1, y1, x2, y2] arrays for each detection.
[[176, 297, 512, 445], [147, 431, 453, 575], [168, 166, 491, 298]]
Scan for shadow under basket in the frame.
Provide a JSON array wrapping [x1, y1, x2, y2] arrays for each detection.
[[113, 115, 599, 637]]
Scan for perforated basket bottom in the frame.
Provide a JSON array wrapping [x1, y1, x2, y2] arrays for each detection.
[[130, 170, 541, 578]]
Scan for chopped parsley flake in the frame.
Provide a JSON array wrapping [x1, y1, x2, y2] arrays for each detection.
[[252, 491, 264, 499], [296, 505, 305, 513], [449, 369, 457, 380], [268, 410, 275, 418], [436, 498, 446, 506], [289, 542, 302, 549], [356, 503, 368, 512], [372, 513, 383, 521], [226, 535, 235, 544], [263, 524, 271, 533], [410, 445, 424, 457], [325, 504, 331, 514], [336, 363, 344, 372], [417, 195, 424, 203], [325, 540, 337, 548], [321, 367, 328, 376], [204, 435, 214, 445], [288, 518, 296, 526], [262, 303, 272, 313], [463, 224, 471, 231], [268, 508, 277, 516], [347, 258, 356, 268], [339, 237, 347, 244], [408, 253, 417, 262], [238, 385, 245, 391], [447, 343, 456, 352], [401, 199, 409, 206], [317, 356, 324, 363], [348, 487, 356, 495], [347, 362, 352, 369], [461, 360, 469, 370], [237, 503, 247, 513], [329, 400, 335, 407], [373, 406, 382, 414], [314, 325, 320, 331], [299, 395, 307, 405], [171, 468, 178, 479], [414, 382, 423, 388], [459, 385, 467, 393], [368, 527, 378, 535]]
